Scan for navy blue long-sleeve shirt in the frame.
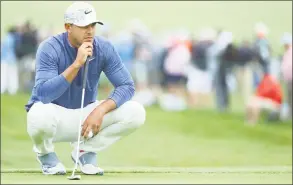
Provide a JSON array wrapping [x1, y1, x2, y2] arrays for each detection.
[[25, 32, 135, 112]]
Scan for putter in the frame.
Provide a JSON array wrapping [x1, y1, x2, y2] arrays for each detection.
[[67, 57, 90, 181]]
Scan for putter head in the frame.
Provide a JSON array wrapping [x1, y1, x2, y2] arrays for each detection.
[[67, 175, 81, 180]]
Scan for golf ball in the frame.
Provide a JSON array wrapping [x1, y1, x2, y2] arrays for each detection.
[[88, 130, 93, 138]]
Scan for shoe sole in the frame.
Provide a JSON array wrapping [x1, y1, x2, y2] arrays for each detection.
[[71, 155, 104, 175], [42, 170, 66, 175], [36, 156, 66, 175]]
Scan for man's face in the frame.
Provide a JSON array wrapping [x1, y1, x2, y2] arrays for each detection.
[[66, 23, 96, 47]]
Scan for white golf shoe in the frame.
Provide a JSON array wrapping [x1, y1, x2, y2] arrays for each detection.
[[71, 150, 104, 175], [37, 152, 66, 175]]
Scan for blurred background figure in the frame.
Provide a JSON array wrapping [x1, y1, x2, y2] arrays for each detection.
[[245, 74, 283, 125], [233, 40, 255, 105], [96, 23, 115, 97], [186, 28, 215, 108], [99, 23, 112, 40], [280, 32, 292, 120], [114, 29, 135, 74], [253, 22, 271, 88], [15, 20, 38, 93], [131, 19, 156, 107], [212, 31, 234, 112], [38, 24, 55, 43], [159, 30, 191, 111], [1, 26, 19, 95]]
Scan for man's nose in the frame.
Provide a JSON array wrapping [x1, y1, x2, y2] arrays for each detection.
[[87, 25, 95, 33]]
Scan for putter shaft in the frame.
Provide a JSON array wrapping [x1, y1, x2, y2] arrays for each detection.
[[69, 58, 90, 178]]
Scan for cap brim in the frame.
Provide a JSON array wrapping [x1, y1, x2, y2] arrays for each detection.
[[96, 21, 104, 25], [74, 20, 104, 27]]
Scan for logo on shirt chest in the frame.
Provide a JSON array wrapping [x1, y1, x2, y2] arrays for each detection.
[[88, 57, 95, 62]]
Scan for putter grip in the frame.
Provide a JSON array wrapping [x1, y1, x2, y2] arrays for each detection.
[[82, 57, 90, 89]]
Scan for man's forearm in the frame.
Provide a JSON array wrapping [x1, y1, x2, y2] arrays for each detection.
[[88, 82, 135, 121], [36, 61, 81, 104], [108, 82, 135, 108], [62, 61, 82, 83], [91, 99, 117, 118], [36, 75, 70, 103]]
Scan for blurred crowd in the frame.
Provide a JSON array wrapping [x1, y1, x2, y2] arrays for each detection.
[[1, 19, 292, 124], [1, 20, 54, 94]]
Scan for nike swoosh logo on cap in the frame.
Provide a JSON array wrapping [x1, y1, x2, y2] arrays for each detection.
[[85, 10, 92, 14]]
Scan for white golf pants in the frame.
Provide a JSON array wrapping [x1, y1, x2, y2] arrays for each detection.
[[27, 100, 146, 155]]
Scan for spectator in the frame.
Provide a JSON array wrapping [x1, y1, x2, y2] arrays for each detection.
[[281, 32, 292, 120], [132, 31, 155, 107], [159, 33, 191, 111], [38, 24, 55, 43], [15, 20, 38, 60], [186, 29, 215, 108], [212, 31, 234, 112], [233, 40, 255, 104], [245, 74, 283, 125], [253, 22, 272, 88], [15, 20, 38, 92], [1, 26, 19, 95], [114, 30, 135, 72], [98, 23, 112, 40], [96, 23, 115, 98], [131, 21, 152, 92]]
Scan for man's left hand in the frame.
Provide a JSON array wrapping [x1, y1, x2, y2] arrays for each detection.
[[81, 99, 117, 139], [81, 111, 103, 139]]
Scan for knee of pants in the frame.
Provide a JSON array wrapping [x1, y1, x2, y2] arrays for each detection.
[[122, 101, 146, 128], [27, 103, 57, 138]]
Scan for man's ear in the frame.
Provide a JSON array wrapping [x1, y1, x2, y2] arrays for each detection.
[[64, 24, 72, 33]]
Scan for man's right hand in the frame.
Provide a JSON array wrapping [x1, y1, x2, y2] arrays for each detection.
[[62, 42, 93, 83], [73, 42, 93, 68]]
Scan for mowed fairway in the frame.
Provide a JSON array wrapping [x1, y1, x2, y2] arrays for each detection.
[[2, 171, 292, 184]]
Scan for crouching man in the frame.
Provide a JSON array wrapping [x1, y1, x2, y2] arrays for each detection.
[[25, 2, 146, 175]]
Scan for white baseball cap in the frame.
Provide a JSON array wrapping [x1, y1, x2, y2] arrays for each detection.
[[64, 1, 103, 27]]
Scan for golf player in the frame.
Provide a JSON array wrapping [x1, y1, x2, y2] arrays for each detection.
[[25, 2, 146, 175]]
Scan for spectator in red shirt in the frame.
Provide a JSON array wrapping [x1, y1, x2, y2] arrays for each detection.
[[245, 74, 283, 125]]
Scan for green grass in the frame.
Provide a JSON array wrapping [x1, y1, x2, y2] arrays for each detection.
[[1, 1, 292, 54], [2, 172, 292, 184], [1, 93, 292, 183], [1, 93, 292, 168]]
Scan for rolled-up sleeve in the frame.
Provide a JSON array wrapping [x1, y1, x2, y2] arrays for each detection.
[[102, 41, 135, 108], [34, 42, 70, 104]]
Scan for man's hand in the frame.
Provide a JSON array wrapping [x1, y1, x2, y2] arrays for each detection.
[[73, 42, 93, 68], [81, 99, 117, 139], [81, 111, 103, 139], [62, 42, 93, 83]]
